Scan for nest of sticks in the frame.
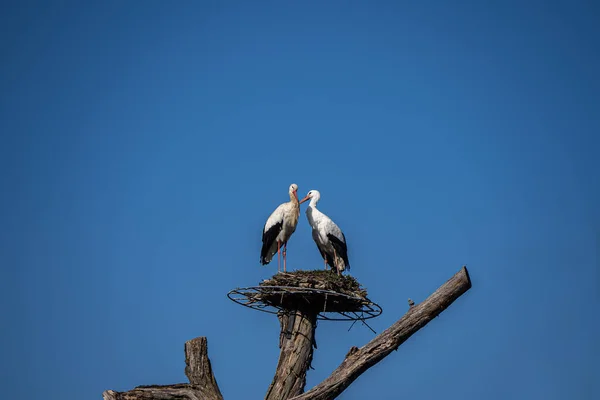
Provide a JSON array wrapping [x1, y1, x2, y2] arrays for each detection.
[[255, 270, 369, 314]]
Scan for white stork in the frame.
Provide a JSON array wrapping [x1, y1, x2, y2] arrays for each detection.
[[299, 190, 350, 275], [260, 183, 300, 272]]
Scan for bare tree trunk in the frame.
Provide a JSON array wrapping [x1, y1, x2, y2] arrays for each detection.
[[265, 310, 318, 400], [102, 337, 223, 400]]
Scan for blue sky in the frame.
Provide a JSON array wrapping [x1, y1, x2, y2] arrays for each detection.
[[1, 1, 598, 399]]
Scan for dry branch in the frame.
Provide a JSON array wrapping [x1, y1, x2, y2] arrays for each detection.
[[290, 266, 472, 400], [102, 337, 223, 400]]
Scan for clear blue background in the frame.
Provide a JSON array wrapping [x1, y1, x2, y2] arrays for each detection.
[[1, 1, 598, 399]]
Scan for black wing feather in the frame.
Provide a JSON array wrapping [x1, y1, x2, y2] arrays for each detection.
[[327, 233, 350, 270], [260, 221, 282, 265]]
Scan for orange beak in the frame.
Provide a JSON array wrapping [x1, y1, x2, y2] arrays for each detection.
[[299, 195, 310, 205]]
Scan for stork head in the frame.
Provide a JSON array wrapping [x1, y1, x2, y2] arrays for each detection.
[[299, 189, 320, 205], [289, 183, 299, 200]]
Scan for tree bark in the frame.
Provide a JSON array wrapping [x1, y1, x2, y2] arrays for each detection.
[[290, 266, 472, 400], [185, 336, 222, 396], [265, 310, 318, 400], [102, 336, 223, 400], [102, 384, 212, 400]]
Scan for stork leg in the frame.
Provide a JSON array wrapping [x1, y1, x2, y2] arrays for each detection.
[[324, 258, 328, 270], [283, 242, 287, 272], [333, 248, 341, 276], [277, 240, 281, 273]]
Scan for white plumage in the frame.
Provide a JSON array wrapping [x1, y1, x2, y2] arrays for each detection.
[[260, 183, 300, 272], [299, 190, 350, 275]]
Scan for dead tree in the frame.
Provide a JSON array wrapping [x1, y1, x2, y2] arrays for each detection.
[[103, 266, 471, 400], [103, 336, 223, 400]]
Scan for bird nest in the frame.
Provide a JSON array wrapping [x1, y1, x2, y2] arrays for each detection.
[[262, 269, 367, 297], [227, 270, 382, 321]]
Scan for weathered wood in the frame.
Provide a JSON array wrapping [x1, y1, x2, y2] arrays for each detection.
[[265, 309, 318, 400], [289, 266, 472, 400], [102, 384, 208, 400], [102, 336, 223, 400], [185, 336, 223, 397]]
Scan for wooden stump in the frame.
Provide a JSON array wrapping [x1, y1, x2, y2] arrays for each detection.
[[102, 337, 223, 400]]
